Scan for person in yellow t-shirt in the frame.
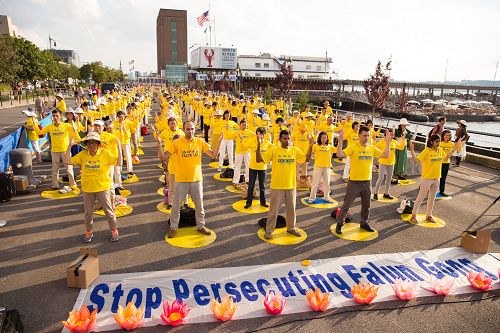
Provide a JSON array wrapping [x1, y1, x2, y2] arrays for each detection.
[[22, 109, 43, 163], [217, 110, 239, 171], [272, 117, 288, 146], [209, 110, 224, 161], [409, 134, 460, 224], [96, 120, 123, 194], [342, 121, 360, 181], [114, 110, 134, 175], [438, 130, 455, 197], [162, 121, 221, 238], [69, 132, 119, 243], [287, 110, 301, 131], [318, 116, 341, 144], [291, 123, 312, 178], [40, 109, 78, 189], [372, 130, 406, 200], [242, 127, 271, 208], [308, 132, 337, 203], [257, 129, 313, 239], [335, 126, 390, 234], [55, 93, 66, 113], [233, 119, 254, 186]]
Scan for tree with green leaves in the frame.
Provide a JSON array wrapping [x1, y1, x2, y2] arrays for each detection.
[[298, 90, 309, 111], [0, 35, 21, 87], [264, 83, 273, 105]]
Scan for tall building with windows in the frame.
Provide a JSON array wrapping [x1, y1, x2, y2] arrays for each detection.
[[156, 9, 188, 83]]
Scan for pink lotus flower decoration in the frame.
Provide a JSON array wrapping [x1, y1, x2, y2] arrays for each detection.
[[422, 276, 454, 296], [211, 295, 238, 321], [391, 278, 417, 300], [113, 301, 144, 331], [467, 271, 493, 291], [264, 290, 286, 315], [351, 282, 378, 304], [160, 299, 190, 326], [61, 305, 97, 333], [306, 288, 330, 311]]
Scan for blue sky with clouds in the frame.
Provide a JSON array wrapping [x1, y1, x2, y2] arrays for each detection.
[[2, 0, 499, 82]]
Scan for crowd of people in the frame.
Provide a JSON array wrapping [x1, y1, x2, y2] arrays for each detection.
[[20, 85, 470, 243]]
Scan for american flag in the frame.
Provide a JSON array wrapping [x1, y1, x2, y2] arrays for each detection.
[[128, 60, 134, 65], [196, 10, 210, 27]]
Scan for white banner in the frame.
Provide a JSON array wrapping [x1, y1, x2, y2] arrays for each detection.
[[190, 47, 237, 69], [66, 248, 500, 332], [196, 73, 237, 81]]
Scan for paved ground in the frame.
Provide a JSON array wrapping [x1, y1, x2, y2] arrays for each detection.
[[0, 102, 499, 333]]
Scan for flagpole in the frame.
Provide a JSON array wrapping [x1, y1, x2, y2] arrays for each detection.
[[209, 2, 212, 48], [214, 16, 217, 47]]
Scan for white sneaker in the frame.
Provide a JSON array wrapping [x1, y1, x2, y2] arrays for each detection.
[[59, 186, 71, 194]]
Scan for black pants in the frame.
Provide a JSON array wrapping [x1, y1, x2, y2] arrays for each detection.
[[439, 163, 449, 194], [247, 168, 266, 205], [200, 116, 204, 131], [204, 124, 210, 143], [337, 180, 371, 226]]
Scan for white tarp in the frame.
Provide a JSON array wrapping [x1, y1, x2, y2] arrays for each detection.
[[65, 247, 500, 332]]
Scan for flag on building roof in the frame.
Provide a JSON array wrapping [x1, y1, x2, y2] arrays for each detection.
[[197, 10, 210, 27]]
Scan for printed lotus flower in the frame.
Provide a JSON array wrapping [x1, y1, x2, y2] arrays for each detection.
[[61, 305, 97, 333], [306, 288, 330, 311], [264, 290, 286, 315], [113, 301, 144, 331], [391, 278, 418, 300], [422, 276, 454, 296], [351, 282, 378, 304], [211, 295, 238, 321], [160, 299, 190, 326], [467, 271, 493, 291]]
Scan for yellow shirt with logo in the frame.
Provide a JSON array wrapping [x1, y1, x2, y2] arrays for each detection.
[[221, 120, 238, 140], [262, 146, 306, 189], [273, 125, 288, 146], [167, 137, 210, 182], [245, 139, 272, 171], [42, 123, 74, 153], [71, 148, 117, 192], [56, 99, 67, 113], [235, 129, 255, 154], [439, 141, 455, 164], [160, 128, 184, 174], [418, 147, 446, 179], [312, 144, 337, 168], [343, 142, 383, 181], [291, 131, 310, 155], [26, 117, 40, 141], [376, 139, 406, 165], [345, 129, 359, 147], [113, 120, 132, 144], [99, 131, 119, 158], [319, 123, 341, 144]]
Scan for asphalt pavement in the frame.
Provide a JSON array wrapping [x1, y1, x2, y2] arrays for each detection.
[[0, 102, 499, 333]]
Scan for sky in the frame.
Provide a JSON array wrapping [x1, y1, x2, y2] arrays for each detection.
[[2, 0, 500, 82]]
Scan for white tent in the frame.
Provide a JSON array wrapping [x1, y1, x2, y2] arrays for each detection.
[[451, 99, 464, 105]]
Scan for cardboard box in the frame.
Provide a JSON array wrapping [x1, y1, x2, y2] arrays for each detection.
[[67, 248, 99, 288], [14, 175, 28, 192], [460, 230, 491, 254]]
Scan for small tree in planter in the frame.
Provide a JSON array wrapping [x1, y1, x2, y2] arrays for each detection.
[[264, 83, 273, 105], [363, 60, 391, 119], [275, 58, 294, 99]]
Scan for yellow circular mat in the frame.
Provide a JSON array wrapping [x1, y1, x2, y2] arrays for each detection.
[[165, 227, 216, 248], [401, 214, 446, 228], [334, 158, 345, 164], [95, 205, 133, 217], [214, 173, 233, 182], [232, 200, 269, 213], [330, 223, 379, 241], [225, 184, 242, 193], [116, 189, 132, 197], [301, 197, 338, 209], [396, 179, 416, 186], [41, 188, 81, 200], [435, 194, 453, 201], [373, 194, 399, 203], [123, 174, 140, 184], [157, 187, 166, 196], [158, 175, 165, 183], [156, 199, 195, 213], [258, 227, 307, 245], [136, 148, 144, 155], [209, 161, 228, 169]]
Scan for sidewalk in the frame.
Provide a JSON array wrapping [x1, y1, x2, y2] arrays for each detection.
[[0, 96, 55, 110]]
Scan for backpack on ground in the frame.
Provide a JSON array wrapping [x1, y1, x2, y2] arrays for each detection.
[[397, 199, 414, 214], [0, 173, 16, 202], [220, 168, 234, 179], [331, 207, 352, 222], [223, 157, 229, 166], [240, 183, 257, 200], [167, 206, 197, 228], [258, 215, 286, 229], [0, 306, 24, 333]]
